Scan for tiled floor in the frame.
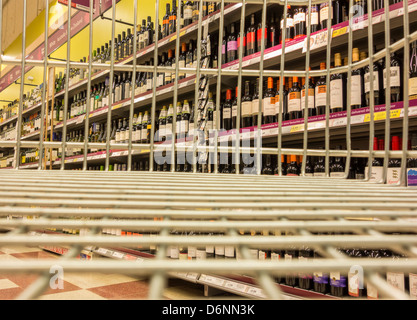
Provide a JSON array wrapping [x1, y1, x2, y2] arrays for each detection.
[[0, 246, 207, 300]]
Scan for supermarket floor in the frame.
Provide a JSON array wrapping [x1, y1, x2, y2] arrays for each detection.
[[0, 246, 224, 300]]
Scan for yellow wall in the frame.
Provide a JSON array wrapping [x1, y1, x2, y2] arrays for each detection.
[[0, 0, 165, 103]]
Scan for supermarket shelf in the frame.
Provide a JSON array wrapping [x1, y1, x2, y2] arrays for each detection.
[[2, 1, 416, 134]]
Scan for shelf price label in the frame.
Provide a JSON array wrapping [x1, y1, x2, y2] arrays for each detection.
[[290, 124, 305, 133], [332, 27, 347, 38], [363, 109, 401, 122]]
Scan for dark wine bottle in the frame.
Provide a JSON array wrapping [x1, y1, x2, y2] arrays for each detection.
[[288, 76, 302, 120]]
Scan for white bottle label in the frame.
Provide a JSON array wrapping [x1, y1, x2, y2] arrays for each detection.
[[170, 247, 179, 259], [188, 246, 196, 258], [383, 66, 401, 88], [364, 166, 384, 183], [309, 12, 319, 25], [271, 252, 280, 261], [215, 245, 225, 255], [409, 273, 417, 300], [410, 77, 417, 98], [263, 97, 275, 116], [315, 85, 327, 107], [330, 79, 343, 109], [223, 108, 231, 119], [252, 99, 260, 115], [387, 272, 405, 292], [301, 88, 315, 109], [387, 167, 403, 185], [364, 71, 379, 93], [242, 101, 252, 116], [232, 104, 238, 117], [141, 127, 147, 141], [196, 250, 207, 260], [350, 75, 362, 106], [225, 246, 235, 257], [288, 93, 301, 112]]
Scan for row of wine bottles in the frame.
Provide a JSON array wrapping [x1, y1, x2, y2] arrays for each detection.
[[95, 226, 414, 299]]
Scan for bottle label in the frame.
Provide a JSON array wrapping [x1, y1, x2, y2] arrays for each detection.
[[330, 79, 343, 109], [367, 282, 378, 299], [223, 108, 231, 119], [309, 12, 319, 25], [294, 12, 306, 24], [264, 97, 276, 116], [158, 74, 164, 87], [387, 272, 405, 292], [409, 273, 417, 299], [250, 249, 259, 260], [225, 246, 235, 258], [330, 172, 345, 177], [320, 4, 333, 22], [384, 66, 401, 88], [271, 252, 280, 261], [330, 272, 347, 288], [184, 7, 193, 19], [387, 167, 403, 185], [215, 245, 225, 255], [364, 71, 379, 93], [179, 60, 185, 78], [181, 119, 189, 133], [314, 272, 329, 284], [102, 97, 108, 107], [206, 245, 214, 254], [222, 44, 225, 55], [187, 246, 196, 258], [232, 104, 238, 118], [364, 166, 384, 183], [196, 249, 206, 260], [247, 32, 256, 48], [227, 41, 237, 52], [258, 250, 267, 260], [141, 127, 147, 141], [160, 123, 167, 137], [410, 77, 417, 99], [170, 247, 179, 259], [115, 131, 121, 142], [350, 74, 362, 106], [242, 101, 252, 116], [280, 18, 294, 29], [348, 272, 360, 297], [166, 123, 172, 136], [252, 99, 260, 115], [301, 88, 315, 109], [288, 92, 301, 112]]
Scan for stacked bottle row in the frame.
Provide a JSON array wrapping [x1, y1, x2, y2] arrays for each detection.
[[95, 225, 414, 299]]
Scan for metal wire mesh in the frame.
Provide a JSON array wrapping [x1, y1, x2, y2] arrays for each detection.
[[0, 0, 416, 300]]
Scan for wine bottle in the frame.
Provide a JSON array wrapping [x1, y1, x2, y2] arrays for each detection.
[[301, 74, 316, 117], [293, 6, 306, 39], [251, 78, 260, 127], [166, 104, 174, 141], [227, 23, 238, 63], [275, 77, 288, 122], [158, 106, 167, 142], [242, 80, 253, 128], [246, 14, 257, 55], [184, 0, 193, 26], [383, 40, 402, 103], [179, 42, 187, 80], [286, 155, 300, 176], [320, 2, 332, 30], [222, 27, 227, 65], [181, 99, 190, 137], [387, 135, 403, 185], [350, 48, 364, 110], [410, 40, 417, 100], [269, 14, 278, 48], [307, 4, 320, 34], [288, 76, 302, 120], [262, 154, 274, 175], [256, 14, 268, 52], [280, 5, 294, 44], [169, 0, 177, 35], [263, 77, 276, 124], [330, 146, 345, 177], [330, 53, 344, 113], [176, 101, 183, 139], [163, 3, 170, 38], [223, 89, 233, 131], [232, 87, 238, 129], [364, 48, 383, 106]]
